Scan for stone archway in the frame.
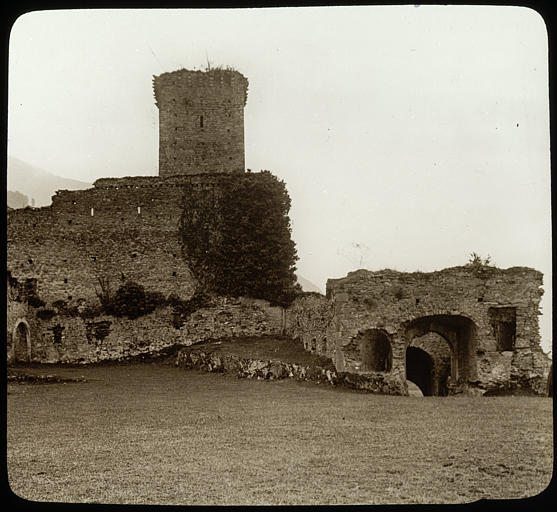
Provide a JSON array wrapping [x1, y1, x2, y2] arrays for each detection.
[[12, 319, 32, 363], [410, 332, 452, 396], [403, 314, 479, 394]]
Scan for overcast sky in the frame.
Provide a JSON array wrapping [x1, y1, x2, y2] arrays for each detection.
[[8, 6, 552, 352]]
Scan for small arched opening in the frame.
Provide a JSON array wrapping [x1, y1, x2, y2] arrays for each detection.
[[12, 320, 31, 363], [353, 329, 393, 372], [406, 347, 434, 396]]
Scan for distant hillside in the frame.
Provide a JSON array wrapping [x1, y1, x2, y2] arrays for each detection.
[[296, 275, 323, 294], [7, 156, 91, 207], [7, 190, 29, 208]]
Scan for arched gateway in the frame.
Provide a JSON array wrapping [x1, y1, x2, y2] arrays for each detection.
[[403, 314, 479, 395]]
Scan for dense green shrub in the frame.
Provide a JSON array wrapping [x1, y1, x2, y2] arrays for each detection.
[[180, 171, 298, 306]]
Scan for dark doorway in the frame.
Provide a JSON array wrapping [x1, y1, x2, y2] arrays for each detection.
[[406, 347, 434, 396], [13, 322, 30, 362]]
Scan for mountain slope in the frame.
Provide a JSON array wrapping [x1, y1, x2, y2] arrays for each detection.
[[7, 156, 91, 207], [296, 275, 323, 294]]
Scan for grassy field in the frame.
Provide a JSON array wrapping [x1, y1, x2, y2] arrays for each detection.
[[7, 362, 553, 505]]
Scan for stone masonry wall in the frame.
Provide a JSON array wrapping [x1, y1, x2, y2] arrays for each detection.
[[6, 176, 229, 307], [7, 296, 284, 364], [286, 293, 334, 358], [325, 266, 550, 394], [153, 68, 248, 177]]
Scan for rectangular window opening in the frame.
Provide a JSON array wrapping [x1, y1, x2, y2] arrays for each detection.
[[488, 307, 517, 351]]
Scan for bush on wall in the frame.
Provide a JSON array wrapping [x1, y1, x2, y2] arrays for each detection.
[[102, 281, 166, 319], [180, 171, 299, 306]]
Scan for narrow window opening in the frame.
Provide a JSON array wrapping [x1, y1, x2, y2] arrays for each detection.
[[137, 206, 141, 215], [90, 208, 94, 216], [200, 115, 204, 128], [63, 278, 68, 284]]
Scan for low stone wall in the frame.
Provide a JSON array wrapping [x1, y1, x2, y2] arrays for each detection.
[[176, 347, 408, 395], [8, 296, 284, 364]]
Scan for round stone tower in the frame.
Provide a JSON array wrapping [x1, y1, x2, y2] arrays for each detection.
[[153, 67, 249, 177]]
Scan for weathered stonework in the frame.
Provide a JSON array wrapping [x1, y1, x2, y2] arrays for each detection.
[[175, 345, 406, 394], [288, 266, 551, 396], [285, 293, 334, 357], [7, 293, 284, 365], [153, 68, 248, 176], [7, 177, 200, 306]]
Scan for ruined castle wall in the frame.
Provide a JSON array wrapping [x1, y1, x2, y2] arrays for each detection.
[[153, 68, 248, 176], [11, 298, 283, 364], [286, 293, 335, 359], [7, 177, 200, 307], [325, 266, 549, 393]]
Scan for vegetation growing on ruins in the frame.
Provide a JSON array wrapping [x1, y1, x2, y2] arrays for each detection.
[[180, 171, 300, 307], [100, 281, 167, 319], [168, 291, 212, 329], [7, 272, 45, 308], [467, 252, 492, 268]]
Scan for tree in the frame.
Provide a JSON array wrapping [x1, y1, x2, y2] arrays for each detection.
[[180, 171, 299, 306]]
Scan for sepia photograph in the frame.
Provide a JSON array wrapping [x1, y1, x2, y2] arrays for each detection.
[[6, 5, 553, 505]]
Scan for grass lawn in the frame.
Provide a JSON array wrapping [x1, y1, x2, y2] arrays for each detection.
[[7, 362, 553, 505]]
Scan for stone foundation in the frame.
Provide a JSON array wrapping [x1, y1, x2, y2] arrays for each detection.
[[176, 346, 408, 395]]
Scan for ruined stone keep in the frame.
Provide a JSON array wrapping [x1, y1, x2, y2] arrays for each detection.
[[153, 68, 248, 176]]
